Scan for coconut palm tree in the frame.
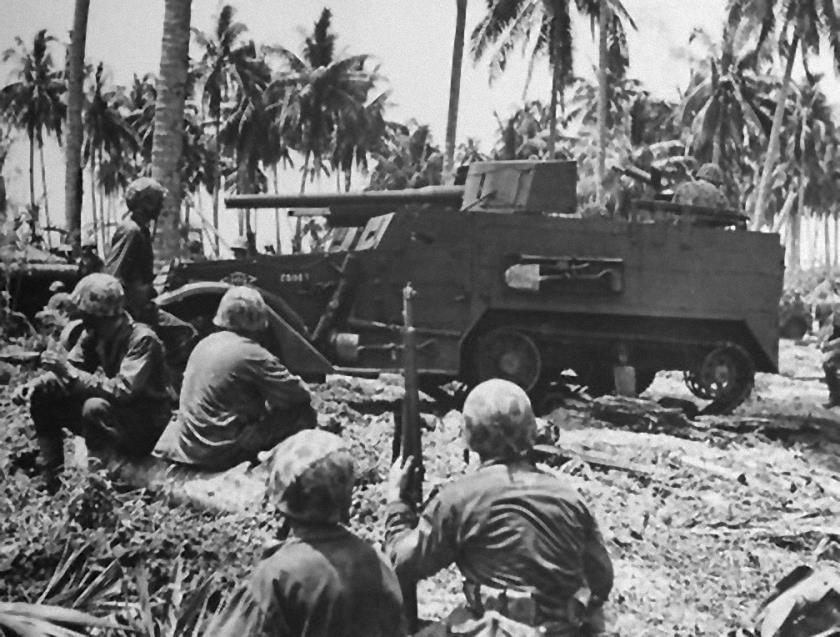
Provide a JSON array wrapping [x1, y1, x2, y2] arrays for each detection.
[[151, 0, 192, 259], [65, 0, 90, 250], [192, 4, 250, 249], [471, 0, 634, 159], [728, 0, 840, 229], [329, 88, 389, 192], [782, 76, 835, 272], [444, 0, 468, 179], [676, 24, 775, 203], [269, 8, 380, 193], [1, 29, 66, 243], [217, 43, 273, 239], [83, 63, 141, 247]]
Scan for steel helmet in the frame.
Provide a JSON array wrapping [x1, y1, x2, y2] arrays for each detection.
[[71, 273, 125, 317], [265, 429, 355, 524], [125, 177, 167, 213], [696, 163, 724, 186], [212, 286, 269, 332], [462, 378, 537, 460]]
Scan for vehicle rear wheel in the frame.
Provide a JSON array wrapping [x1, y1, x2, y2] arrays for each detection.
[[684, 344, 755, 407], [473, 328, 542, 391]]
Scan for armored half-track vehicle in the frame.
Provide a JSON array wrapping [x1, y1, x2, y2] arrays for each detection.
[[157, 160, 784, 411]]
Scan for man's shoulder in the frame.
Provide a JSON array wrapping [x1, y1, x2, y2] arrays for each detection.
[[113, 218, 143, 239], [198, 330, 272, 355], [438, 462, 586, 507]]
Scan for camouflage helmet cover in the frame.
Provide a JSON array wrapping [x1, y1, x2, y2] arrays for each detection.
[[462, 378, 537, 459], [265, 429, 355, 524], [71, 273, 125, 317], [696, 163, 724, 186], [213, 285, 269, 332], [125, 177, 167, 213]]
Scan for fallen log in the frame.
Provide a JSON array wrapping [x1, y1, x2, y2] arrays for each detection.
[[591, 396, 693, 433], [532, 443, 653, 476]]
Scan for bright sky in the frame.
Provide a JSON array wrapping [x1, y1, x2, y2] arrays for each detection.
[[1, 0, 838, 252]]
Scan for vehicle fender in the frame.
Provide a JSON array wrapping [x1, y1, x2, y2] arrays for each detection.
[[155, 281, 333, 376]]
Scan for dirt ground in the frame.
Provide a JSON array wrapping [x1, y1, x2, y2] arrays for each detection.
[[2, 339, 839, 635], [343, 339, 840, 635]]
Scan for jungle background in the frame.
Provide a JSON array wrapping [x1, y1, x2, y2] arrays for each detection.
[[2, 1, 840, 635]]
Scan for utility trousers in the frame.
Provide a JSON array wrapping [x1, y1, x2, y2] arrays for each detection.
[[30, 377, 171, 473]]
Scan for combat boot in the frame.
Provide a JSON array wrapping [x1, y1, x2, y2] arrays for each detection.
[[37, 435, 64, 494]]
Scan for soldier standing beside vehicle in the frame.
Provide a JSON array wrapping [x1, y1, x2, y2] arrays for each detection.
[[385, 378, 614, 636], [105, 176, 196, 382], [207, 429, 406, 637], [153, 286, 316, 471], [104, 177, 164, 322], [13, 273, 172, 491], [673, 163, 730, 209]]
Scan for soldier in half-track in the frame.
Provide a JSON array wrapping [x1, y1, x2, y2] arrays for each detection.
[[673, 162, 730, 210]]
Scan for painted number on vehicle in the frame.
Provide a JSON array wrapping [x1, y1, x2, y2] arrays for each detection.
[[279, 272, 309, 284]]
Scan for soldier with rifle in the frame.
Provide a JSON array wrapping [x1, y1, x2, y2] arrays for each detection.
[[385, 378, 614, 636]]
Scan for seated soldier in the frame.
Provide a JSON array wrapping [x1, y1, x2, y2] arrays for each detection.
[[673, 163, 729, 209], [13, 273, 172, 491], [153, 286, 315, 471], [385, 379, 614, 636], [207, 429, 406, 637]]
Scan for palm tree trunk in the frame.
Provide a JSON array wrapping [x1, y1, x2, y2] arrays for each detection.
[[752, 35, 798, 230], [596, 0, 609, 207], [712, 126, 723, 165], [97, 151, 107, 249], [273, 164, 282, 254], [38, 142, 52, 248], [212, 119, 221, 254], [151, 0, 191, 260], [28, 133, 36, 211], [790, 175, 805, 273], [294, 153, 311, 252], [548, 62, 559, 158], [65, 0, 89, 252], [89, 162, 98, 249], [825, 211, 832, 276], [444, 0, 467, 180]]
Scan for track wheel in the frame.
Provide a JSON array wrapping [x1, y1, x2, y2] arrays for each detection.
[[684, 344, 755, 407], [474, 328, 542, 391]]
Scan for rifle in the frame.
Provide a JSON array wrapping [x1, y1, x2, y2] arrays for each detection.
[[393, 282, 424, 631]]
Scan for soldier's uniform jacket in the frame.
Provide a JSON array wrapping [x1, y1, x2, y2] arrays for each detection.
[[385, 458, 614, 624], [673, 180, 729, 209], [104, 217, 155, 313], [67, 316, 170, 409], [153, 330, 312, 469], [208, 526, 406, 637]]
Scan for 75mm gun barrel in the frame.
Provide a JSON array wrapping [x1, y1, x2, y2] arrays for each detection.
[[225, 185, 465, 210]]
